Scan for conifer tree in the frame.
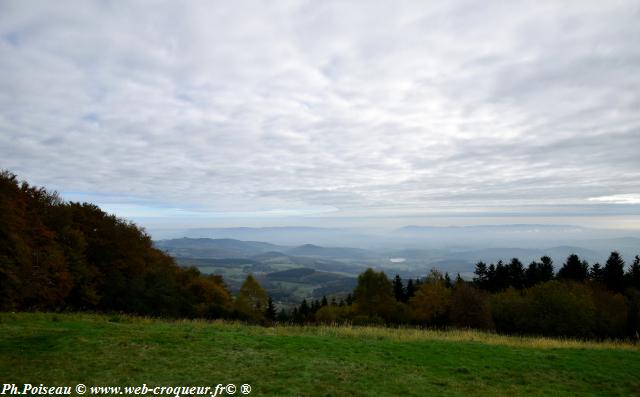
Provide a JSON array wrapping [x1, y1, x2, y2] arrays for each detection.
[[540, 256, 555, 281], [557, 254, 589, 282], [473, 262, 488, 288], [444, 272, 452, 288], [493, 260, 511, 291], [590, 263, 604, 283], [299, 299, 310, 319], [524, 257, 555, 287], [626, 255, 640, 290], [603, 251, 625, 293], [405, 279, 416, 300], [276, 308, 288, 322], [507, 258, 525, 289], [265, 297, 276, 322], [346, 293, 353, 306], [392, 274, 406, 302]]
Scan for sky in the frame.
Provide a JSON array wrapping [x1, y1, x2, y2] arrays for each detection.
[[1, 0, 639, 234]]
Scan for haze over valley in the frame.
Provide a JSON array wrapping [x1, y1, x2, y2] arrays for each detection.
[[154, 224, 640, 304]]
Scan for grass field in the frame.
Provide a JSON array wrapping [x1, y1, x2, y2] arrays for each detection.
[[1, 313, 639, 396]]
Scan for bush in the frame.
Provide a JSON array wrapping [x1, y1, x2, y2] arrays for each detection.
[[314, 305, 353, 324], [490, 287, 526, 334], [449, 284, 493, 330], [410, 276, 451, 326]]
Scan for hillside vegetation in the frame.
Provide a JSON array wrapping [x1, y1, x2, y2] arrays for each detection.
[[0, 170, 232, 318], [1, 313, 639, 396]]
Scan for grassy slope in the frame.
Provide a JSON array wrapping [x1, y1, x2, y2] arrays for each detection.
[[1, 313, 639, 396]]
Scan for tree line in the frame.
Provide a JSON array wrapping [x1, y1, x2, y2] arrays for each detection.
[[273, 253, 640, 340]]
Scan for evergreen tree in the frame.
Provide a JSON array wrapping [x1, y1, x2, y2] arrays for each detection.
[[524, 256, 553, 288], [486, 264, 497, 292], [603, 251, 625, 293], [405, 279, 416, 300], [392, 274, 406, 302], [291, 307, 302, 323], [346, 293, 353, 306], [525, 261, 539, 287], [590, 263, 604, 283], [444, 272, 452, 288], [626, 255, 640, 290], [321, 296, 328, 307], [299, 299, 310, 320], [265, 297, 276, 322], [494, 261, 510, 291], [473, 261, 488, 289], [507, 258, 525, 289], [557, 254, 589, 282], [540, 256, 554, 278], [276, 308, 288, 322], [330, 297, 337, 306]]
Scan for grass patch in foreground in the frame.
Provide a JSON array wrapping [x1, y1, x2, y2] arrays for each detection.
[[0, 312, 639, 396]]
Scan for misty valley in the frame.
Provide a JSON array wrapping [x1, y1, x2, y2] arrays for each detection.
[[155, 231, 640, 307]]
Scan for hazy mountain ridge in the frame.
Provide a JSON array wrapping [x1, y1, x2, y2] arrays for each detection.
[[156, 233, 639, 304], [155, 237, 378, 260], [159, 225, 640, 250]]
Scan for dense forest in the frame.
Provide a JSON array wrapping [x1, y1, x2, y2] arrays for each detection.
[[1, 170, 639, 340], [0, 171, 237, 318]]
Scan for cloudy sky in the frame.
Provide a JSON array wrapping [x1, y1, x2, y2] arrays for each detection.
[[1, 1, 639, 233]]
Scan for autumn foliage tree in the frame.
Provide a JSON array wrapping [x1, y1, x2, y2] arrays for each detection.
[[352, 268, 399, 323], [235, 274, 268, 322], [0, 170, 232, 318], [410, 269, 451, 326]]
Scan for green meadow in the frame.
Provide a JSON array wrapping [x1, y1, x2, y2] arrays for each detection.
[[1, 313, 639, 396]]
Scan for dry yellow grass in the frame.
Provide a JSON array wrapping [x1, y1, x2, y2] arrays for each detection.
[[258, 323, 640, 351], [12, 312, 636, 351]]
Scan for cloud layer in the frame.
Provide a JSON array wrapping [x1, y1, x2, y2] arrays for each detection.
[[1, 1, 639, 225]]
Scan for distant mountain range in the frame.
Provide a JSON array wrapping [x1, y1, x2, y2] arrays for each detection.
[[156, 236, 640, 272], [398, 224, 588, 232], [179, 227, 365, 246], [153, 224, 640, 251], [154, 238, 376, 261], [156, 236, 640, 304]]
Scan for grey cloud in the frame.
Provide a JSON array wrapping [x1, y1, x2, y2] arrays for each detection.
[[0, 0, 639, 227]]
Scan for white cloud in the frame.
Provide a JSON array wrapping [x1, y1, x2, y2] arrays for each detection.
[[1, 0, 639, 225], [589, 195, 640, 205]]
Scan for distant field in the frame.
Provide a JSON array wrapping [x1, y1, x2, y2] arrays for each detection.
[[1, 313, 639, 396]]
